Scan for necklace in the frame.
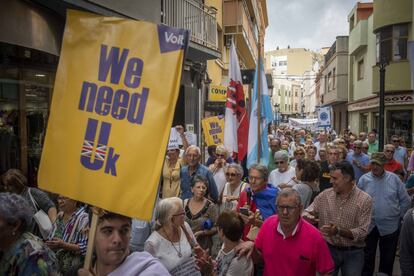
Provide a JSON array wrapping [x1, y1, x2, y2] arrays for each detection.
[[163, 228, 182, 258]]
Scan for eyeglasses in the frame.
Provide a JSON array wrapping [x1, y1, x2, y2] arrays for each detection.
[[275, 161, 285, 164], [385, 150, 395, 153], [225, 173, 238, 177], [248, 175, 263, 182], [354, 147, 362, 149], [216, 154, 225, 158], [186, 154, 199, 159], [363, 147, 369, 150], [329, 152, 339, 155], [277, 205, 298, 213], [392, 140, 399, 143]]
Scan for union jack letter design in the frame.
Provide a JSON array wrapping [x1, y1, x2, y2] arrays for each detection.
[[81, 118, 111, 171]]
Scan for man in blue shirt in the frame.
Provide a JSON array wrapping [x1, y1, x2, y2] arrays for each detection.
[[358, 152, 411, 276], [180, 145, 218, 202], [346, 140, 370, 183]]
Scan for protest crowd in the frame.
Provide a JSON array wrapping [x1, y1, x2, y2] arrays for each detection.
[[1, 124, 414, 276]]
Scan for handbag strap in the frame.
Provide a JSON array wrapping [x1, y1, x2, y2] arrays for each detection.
[[27, 188, 40, 212], [181, 224, 197, 249], [68, 212, 82, 243]]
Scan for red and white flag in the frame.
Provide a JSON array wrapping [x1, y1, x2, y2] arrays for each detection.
[[224, 40, 249, 161]]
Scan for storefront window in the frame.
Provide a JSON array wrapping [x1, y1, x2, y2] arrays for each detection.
[[360, 113, 368, 133], [0, 42, 57, 185], [376, 24, 408, 62], [387, 110, 412, 148]]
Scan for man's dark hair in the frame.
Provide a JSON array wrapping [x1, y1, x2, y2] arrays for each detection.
[[216, 210, 245, 242], [330, 161, 355, 181], [98, 211, 132, 226], [296, 159, 320, 182]]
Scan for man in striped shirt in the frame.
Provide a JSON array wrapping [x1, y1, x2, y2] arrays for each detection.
[[304, 161, 373, 276]]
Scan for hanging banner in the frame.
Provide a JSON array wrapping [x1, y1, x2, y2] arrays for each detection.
[[38, 10, 189, 220], [201, 116, 225, 146], [208, 85, 227, 102], [317, 106, 332, 127]]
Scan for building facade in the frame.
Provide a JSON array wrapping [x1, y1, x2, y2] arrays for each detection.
[[0, 0, 220, 183], [265, 48, 315, 122], [347, 0, 413, 147], [320, 36, 349, 134]]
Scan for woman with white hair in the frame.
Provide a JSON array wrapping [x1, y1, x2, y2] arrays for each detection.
[[221, 163, 249, 211], [145, 197, 201, 275], [0, 193, 60, 275]]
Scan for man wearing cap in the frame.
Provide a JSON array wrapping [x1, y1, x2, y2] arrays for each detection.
[[345, 140, 370, 183], [358, 152, 411, 276], [383, 144, 403, 173], [269, 151, 296, 189]]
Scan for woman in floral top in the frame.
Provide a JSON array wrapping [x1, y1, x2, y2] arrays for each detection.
[[47, 195, 89, 275], [0, 192, 60, 275]]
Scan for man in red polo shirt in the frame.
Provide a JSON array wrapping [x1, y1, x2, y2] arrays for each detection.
[[383, 144, 403, 173], [235, 188, 334, 276]]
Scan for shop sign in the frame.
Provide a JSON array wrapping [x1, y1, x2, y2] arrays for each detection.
[[208, 85, 227, 102], [348, 93, 414, 112]]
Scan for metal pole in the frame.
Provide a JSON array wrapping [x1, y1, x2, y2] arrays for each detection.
[[257, 46, 261, 163], [378, 57, 387, 152]]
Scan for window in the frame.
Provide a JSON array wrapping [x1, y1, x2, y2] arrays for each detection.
[[295, 90, 298, 97], [376, 24, 408, 62], [328, 72, 332, 91], [285, 104, 287, 110], [295, 103, 298, 111], [278, 89, 281, 96], [332, 68, 336, 89], [357, 59, 364, 80]]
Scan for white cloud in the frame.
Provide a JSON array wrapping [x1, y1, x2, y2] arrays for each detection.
[[264, 0, 364, 51]]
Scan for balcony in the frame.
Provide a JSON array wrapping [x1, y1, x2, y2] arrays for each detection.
[[162, 0, 221, 61], [349, 19, 368, 55], [223, 0, 258, 69]]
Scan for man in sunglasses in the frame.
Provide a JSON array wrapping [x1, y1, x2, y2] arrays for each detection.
[[269, 151, 296, 189], [235, 188, 334, 276], [391, 135, 408, 171], [345, 140, 370, 183], [383, 144, 403, 174]]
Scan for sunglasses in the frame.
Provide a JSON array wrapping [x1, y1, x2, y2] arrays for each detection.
[[225, 173, 238, 177], [275, 161, 285, 164], [385, 150, 395, 153], [216, 154, 226, 158]]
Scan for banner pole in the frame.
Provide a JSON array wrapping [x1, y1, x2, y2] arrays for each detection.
[[83, 212, 98, 270], [257, 36, 262, 164]]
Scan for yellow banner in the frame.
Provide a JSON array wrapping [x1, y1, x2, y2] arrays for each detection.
[[38, 10, 189, 220], [208, 85, 227, 102], [202, 116, 224, 146]]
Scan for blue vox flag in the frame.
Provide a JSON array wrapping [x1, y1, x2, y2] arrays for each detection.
[[247, 59, 273, 168]]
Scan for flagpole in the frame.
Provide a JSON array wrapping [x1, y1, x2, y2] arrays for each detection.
[[257, 35, 262, 164]]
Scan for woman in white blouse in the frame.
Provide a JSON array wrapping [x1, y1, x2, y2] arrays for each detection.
[[221, 164, 248, 211], [144, 197, 201, 276]]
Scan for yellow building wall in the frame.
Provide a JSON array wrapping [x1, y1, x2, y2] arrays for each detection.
[[208, 59, 224, 86], [205, 0, 222, 28]]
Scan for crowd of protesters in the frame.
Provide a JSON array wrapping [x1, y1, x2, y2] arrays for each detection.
[[1, 124, 414, 276]]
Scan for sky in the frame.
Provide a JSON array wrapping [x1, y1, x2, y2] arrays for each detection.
[[264, 0, 365, 52]]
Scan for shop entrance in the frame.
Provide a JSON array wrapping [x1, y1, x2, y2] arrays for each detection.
[[387, 109, 412, 148]]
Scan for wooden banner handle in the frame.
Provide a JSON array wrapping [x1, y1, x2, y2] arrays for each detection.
[[83, 212, 98, 270]]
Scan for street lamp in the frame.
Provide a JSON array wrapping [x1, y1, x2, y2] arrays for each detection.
[[301, 103, 305, 118], [377, 56, 388, 152], [274, 103, 280, 125]]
